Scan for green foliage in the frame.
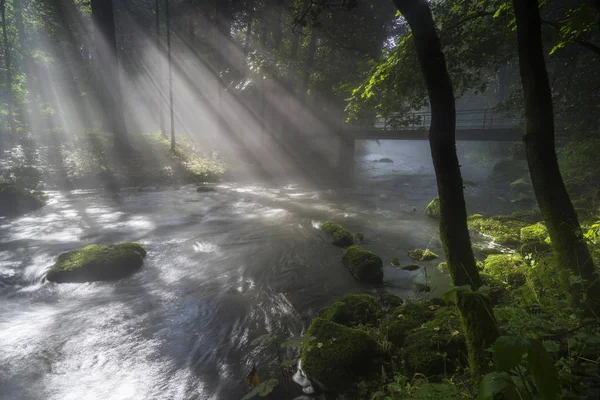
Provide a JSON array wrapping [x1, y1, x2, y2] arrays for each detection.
[[548, 5, 596, 55]]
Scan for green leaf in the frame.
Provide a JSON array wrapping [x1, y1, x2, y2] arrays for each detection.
[[527, 340, 560, 400], [251, 334, 275, 347], [478, 371, 516, 400], [542, 340, 560, 353], [493, 336, 531, 372], [441, 285, 473, 304], [279, 336, 316, 348], [241, 379, 279, 400]]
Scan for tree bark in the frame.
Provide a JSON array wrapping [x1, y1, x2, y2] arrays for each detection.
[[166, 0, 175, 151], [1, 0, 16, 138], [392, 0, 499, 380], [90, 0, 131, 153], [512, 0, 600, 316]]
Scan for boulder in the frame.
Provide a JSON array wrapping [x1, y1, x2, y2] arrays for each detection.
[[425, 197, 440, 219], [342, 246, 383, 283], [321, 221, 354, 248], [408, 248, 439, 261], [0, 182, 46, 217], [301, 318, 379, 392], [46, 243, 147, 283], [401, 264, 420, 271], [318, 294, 380, 327], [467, 214, 526, 247], [482, 254, 527, 287]]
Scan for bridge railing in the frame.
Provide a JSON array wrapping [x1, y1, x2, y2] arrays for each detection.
[[345, 109, 523, 131]]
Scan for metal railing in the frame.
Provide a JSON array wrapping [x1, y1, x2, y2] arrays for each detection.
[[346, 109, 524, 131]]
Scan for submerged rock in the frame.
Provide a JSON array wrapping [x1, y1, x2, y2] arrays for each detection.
[[46, 243, 147, 283], [196, 185, 216, 192], [375, 158, 394, 163], [0, 182, 46, 217], [402, 264, 420, 271], [301, 318, 379, 392], [425, 197, 440, 219], [342, 246, 383, 283], [318, 294, 380, 327], [391, 257, 400, 267], [321, 221, 354, 248], [408, 248, 439, 261]]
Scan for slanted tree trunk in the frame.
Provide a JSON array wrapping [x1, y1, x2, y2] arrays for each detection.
[[90, 0, 131, 153], [155, 0, 166, 137], [1, 0, 16, 138], [512, 0, 600, 316], [166, 0, 174, 151], [392, 0, 499, 380]]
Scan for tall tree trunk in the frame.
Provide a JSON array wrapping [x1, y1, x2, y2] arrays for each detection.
[[392, 0, 499, 380], [166, 0, 174, 151], [90, 0, 131, 153], [14, 0, 39, 134], [155, 0, 166, 137], [1, 0, 16, 138], [512, 0, 600, 315]]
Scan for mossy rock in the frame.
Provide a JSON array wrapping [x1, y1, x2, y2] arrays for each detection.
[[490, 159, 528, 182], [301, 318, 380, 392], [509, 178, 532, 195], [318, 294, 380, 327], [518, 240, 553, 258], [342, 246, 383, 284], [520, 223, 549, 243], [402, 306, 466, 376], [408, 248, 439, 261], [354, 232, 364, 242], [402, 264, 420, 271], [482, 254, 527, 287], [321, 221, 354, 248], [509, 209, 543, 224], [196, 185, 216, 192], [473, 245, 503, 256], [392, 301, 436, 329], [391, 257, 400, 267], [0, 182, 46, 217], [379, 291, 404, 309], [437, 262, 449, 274], [46, 243, 147, 283], [425, 197, 440, 219], [467, 214, 526, 247]]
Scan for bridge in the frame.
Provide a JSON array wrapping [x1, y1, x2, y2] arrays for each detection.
[[341, 109, 524, 141]]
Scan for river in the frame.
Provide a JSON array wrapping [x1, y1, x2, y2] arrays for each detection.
[[0, 141, 512, 400]]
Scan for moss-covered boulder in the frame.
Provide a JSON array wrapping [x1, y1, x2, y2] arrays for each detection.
[[321, 221, 354, 248], [46, 243, 147, 283], [391, 257, 400, 267], [0, 182, 46, 217], [301, 318, 380, 392], [518, 240, 553, 259], [402, 264, 420, 271], [379, 291, 404, 309], [342, 246, 383, 283], [482, 254, 527, 287], [318, 294, 380, 327], [425, 197, 440, 219], [437, 262, 449, 274], [467, 214, 526, 247], [408, 248, 439, 261], [520, 223, 549, 243]]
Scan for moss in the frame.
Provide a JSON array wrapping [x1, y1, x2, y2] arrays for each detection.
[[425, 197, 440, 219], [393, 301, 435, 329], [482, 254, 527, 287], [321, 221, 354, 248], [408, 248, 439, 261], [391, 257, 400, 267], [520, 223, 549, 243], [472, 245, 503, 256], [437, 262, 449, 274], [402, 264, 420, 271], [342, 246, 384, 283], [379, 291, 404, 309], [301, 318, 379, 392], [46, 243, 147, 283], [381, 319, 408, 347], [511, 192, 537, 208], [509, 209, 543, 224], [318, 294, 380, 327], [355, 232, 364, 242], [467, 214, 526, 247], [0, 182, 46, 217]]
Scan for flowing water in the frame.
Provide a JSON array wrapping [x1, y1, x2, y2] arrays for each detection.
[[0, 141, 513, 400]]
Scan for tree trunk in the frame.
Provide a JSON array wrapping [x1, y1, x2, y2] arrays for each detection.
[[392, 0, 499, 380], [301, 29, 317, 99], [512, 0, 600, 316], [155, 0, 166, 137], [1, 0, 16, 138], [90, 0, 131, 153], [166, 0, 175, 151], [273, 0, 284, 50]]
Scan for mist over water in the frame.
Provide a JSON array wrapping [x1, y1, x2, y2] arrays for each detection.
[[0, 141, 512, 400]]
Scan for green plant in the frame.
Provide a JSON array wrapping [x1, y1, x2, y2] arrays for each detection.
[[479, 336, 560, 400], [242, 334, 315, 399]]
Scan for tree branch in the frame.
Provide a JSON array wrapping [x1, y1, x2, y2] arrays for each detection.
[[541, 19, 600, 57]]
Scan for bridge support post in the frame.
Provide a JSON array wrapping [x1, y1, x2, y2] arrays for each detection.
[[337, 136, 355, 186]]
